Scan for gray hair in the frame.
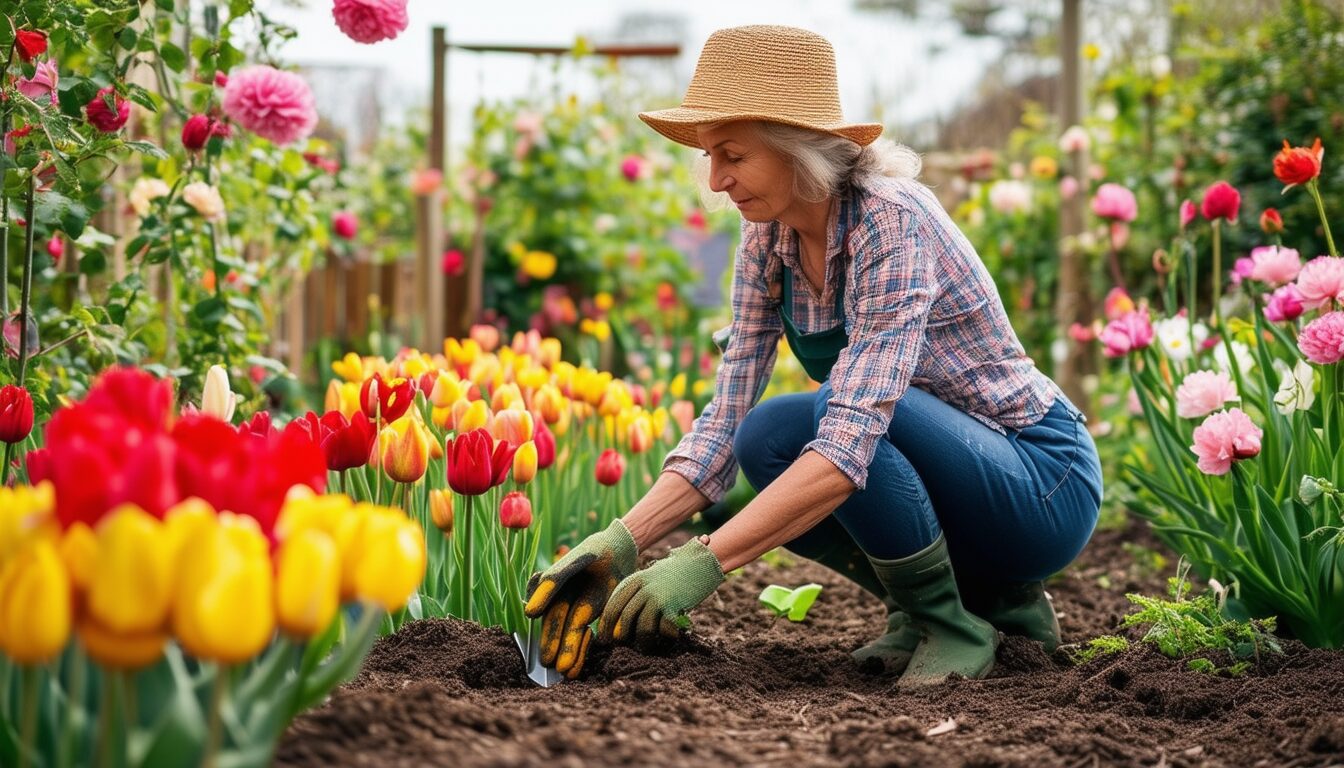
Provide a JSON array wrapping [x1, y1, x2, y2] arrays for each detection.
[[693, 121, 922, 211]]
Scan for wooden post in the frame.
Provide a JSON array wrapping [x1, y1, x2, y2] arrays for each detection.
[[420, 26, 455, 347], [1055, 0, 1094, 414]]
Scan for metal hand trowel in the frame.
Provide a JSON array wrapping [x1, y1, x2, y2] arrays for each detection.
[[512, 630, 563, 687]]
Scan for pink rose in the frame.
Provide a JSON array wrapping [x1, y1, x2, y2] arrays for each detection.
[[1190, 408, 1262, 475], [85, 87, 130, 133], [1090, 183, 1138, 222], [332, 210, 358, 240], [331, 0, 409, 44], [1175, 370, 1238, 419], [1263, 284, 1305, 323], [1098, 309, 1154, 358], [1294, 256, 1344, 310], [1298, 311, 1344, 365], [1248, 245, 1302, 286], [221, 65, 317, 145], [17, 60, 59, 106]]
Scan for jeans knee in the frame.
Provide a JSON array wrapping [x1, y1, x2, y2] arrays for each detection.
[[734, 406, 780, 489]]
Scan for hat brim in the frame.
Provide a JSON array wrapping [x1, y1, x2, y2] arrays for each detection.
[[638, 107, 883, 150]]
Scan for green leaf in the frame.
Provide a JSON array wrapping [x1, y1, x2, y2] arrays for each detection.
[[79, 249, 107, 275], [191, 296, 227, 324], [160, 42, 188, 73], [758, 583, 823, 622], [117, 27, 138, 50], [33, 191, 90, 239], [125, 140, 169, 159]]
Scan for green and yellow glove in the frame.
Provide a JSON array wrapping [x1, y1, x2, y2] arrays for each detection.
[[598, 537, 726, 647], [524, 519, 638, 679]]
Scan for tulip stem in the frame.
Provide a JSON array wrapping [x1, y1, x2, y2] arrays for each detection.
[[462, 495, 474, 621], [18, 666, 37, 768], [56, 647, 86, 768], [1309, 180, 1338, 258], [1210, 220, 1222, 330], [1, 441, 13, 487], [202, 666, 227, 768]]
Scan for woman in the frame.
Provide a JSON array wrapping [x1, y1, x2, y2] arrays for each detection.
[[523, 24, 1103, 688]]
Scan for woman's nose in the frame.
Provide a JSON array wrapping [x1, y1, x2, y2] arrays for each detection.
[[708, 160, 733, 193]]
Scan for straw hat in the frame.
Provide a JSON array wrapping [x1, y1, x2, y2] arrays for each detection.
[[639, 25, 883, 150]]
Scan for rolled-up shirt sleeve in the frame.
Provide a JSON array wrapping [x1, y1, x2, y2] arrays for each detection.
[[662, 224, 783, 503], [803, 204, 935, 491]]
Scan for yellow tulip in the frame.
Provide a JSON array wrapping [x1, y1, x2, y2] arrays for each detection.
[[0, 482, 56, 569], [88, 504, 173, 636], [551, 406, 573, 437], [538, 338, 562, 368], [469, 355, 502, 391], [59, 522, 96, 594], [551, 361, 576, 392], [429, 489, 454, 534], [534, 383, 567, 425], [692, 379, 711, 398], [491, 382, 524, 412], [0, 539, 71, 665], [521, 250, 557, 280], [517, 364, 549, 391], [628, 415, 653, 454], [77, 617, 166, 670], [444, 337, 482, 367], [594, 291, 614, 312], [401, 352, 434, 380], [173, 517, 275, 664], [332, 352, 366, 383], [431, 405, 453, 430], [326, 379, 362, 419], [651, 407, 669, 441], [275, 528, 340, 638], [379, 417, 430, 484], [456, 399, 491, 433], [513, 440, 538, 484], [338, 506, 426, 611], [429, 371, 470, 408], [668, 372, 687, 400]]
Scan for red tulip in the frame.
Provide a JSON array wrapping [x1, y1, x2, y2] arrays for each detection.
[[446, 428, 495, 496], [15, 30, 47, 62], [0, 384, 35, 443], [595, 448, 625, 486], [1273, 138, 1323, 188], [237, 410, 276, 439], [534, 420, 556, 470], [360, 373, 413, 423], [85, 87, 130, 133], [1200, 181, 1241, 223], [1260, 208, 1284, 235], [319, 410, 376, 471], [499, 491, 532, 529]]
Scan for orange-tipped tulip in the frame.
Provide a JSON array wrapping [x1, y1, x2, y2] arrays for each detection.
[[429, 489, 454, 533], [492, 407, 533, 447], [379, 417, 430, 484]]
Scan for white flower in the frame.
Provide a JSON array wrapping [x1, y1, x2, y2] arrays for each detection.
[[593, 213, 618, 235], [182, 182, 225, 222], [1153, 315, 1208, 362], [1058, 125, 1091, 153], [200, 364, 237, 422], [1212, 339, 1256, 375], [1273, 359, 1316, 415], [988, 180, 1032, 215], [129, 178, 170, 217]]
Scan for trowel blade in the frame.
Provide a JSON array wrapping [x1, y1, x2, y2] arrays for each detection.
[[513, 631, 564, 688]]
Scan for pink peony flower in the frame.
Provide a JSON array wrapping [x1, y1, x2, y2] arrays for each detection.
[[85, 87, 130, 133], [1099, 310, 1154, 358], [1179, 199, 1196, 230], [221, 66, 317, 145], [1298, 311, 1344, 364], [1229, 257, 1254, 286], [1176, 370, 1238, 419], [332, 0, 408, 44], [1190, 408, 1262, 475], [1200, 180, 1241, 222], [1263, 284, 1305, 323], [1091, 183, 1138, 222], [1248, 245, 1302, 286], [1294, 256, 1344, 310], [332, 210, 358, 240], [17, 60, 58, 106]]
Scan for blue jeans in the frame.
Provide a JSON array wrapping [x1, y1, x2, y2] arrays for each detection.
[[732, 384, 1103, 582]]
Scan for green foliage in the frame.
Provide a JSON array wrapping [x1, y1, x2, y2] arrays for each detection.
[[758, 583, 823, 622], [1066, 634, 1130, 664]]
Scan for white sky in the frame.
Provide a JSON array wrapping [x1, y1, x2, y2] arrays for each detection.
[[262, 0, 1010, 156]]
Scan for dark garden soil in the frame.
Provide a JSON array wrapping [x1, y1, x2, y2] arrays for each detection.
[[277, 522, 1344, 767]]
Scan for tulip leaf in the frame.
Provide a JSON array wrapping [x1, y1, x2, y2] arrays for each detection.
[[291, 610, 381, 717], [759, 583, 823, 622], [133, 646, 207, 767]]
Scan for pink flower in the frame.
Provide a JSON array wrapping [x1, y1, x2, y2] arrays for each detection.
[[1176, 370, 1238, 419], [1059, 176, 1079, 200], [1179, 199, 1196, 230], [85, 87, 130, 133], [1103, 287, 1135, 320], [1190, 408, 1262, 475], [1248, 245, 1302, 286], [332, 210, 358, 240], [17, 60, 58, 106], [620, 154, 646, 182], [1294, 256, 1344, 310], [46, 234, 63, 263], [1068, 322, 1097, 343], [1263, 284, 1305, 323], [1090, 183, 1138, 222], [221, 65, 317, 145], [1298, 311, 1344, 364], [410, 168, 443, 196], [331, 0, 409, 44], [1229, 257, 1254, 285], [1098, 310, 1154, 358], [686, 209, 707, 231], [441, 249, 464, 276], [1200, 180, 1241, 223]]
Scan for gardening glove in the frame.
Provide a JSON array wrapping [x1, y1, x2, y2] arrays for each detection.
[[524, 519, 638, 678], [598, 537, 726, 648]]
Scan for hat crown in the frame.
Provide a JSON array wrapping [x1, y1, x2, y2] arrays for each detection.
[[681, 25, 845, 124]]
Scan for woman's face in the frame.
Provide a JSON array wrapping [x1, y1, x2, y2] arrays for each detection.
[[696, 122, 795, 223]]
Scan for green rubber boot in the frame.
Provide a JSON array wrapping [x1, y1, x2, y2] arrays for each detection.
[[868, 535, 998, 689], [961, 579, 1061, 652], [810, 541, 919, 674]]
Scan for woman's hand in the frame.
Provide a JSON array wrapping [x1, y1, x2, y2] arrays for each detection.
[[523, 519, 638, 679], [597, 536, 726, 647]]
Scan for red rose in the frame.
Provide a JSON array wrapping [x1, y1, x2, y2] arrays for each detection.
[[85, 87, 130, 133], [15, 30, 47, 62]]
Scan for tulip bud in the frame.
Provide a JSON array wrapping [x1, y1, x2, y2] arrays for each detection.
[[534, 421, 556, 470], [182, 114, 212, 151], [628, 416, 653, 455], [173, 516, 276, 664], [0, 539, 71, 664], [456, 399, 491, 433], [499, 491, 533, 529], [491, 407, 533, 446], [88, 505, 173, 636], [1200, 180, 1241, 223], [1260, 208, 1284, 235], [347, 509, 426, 612], [0, 384, 35, 444], [429, 489, 454, 533], [595, 448, 625, 487], [201, 364, 237, 422], [379, 417, 430, 484], [275, 528, 340, 638], [513, 440, 538, 484]]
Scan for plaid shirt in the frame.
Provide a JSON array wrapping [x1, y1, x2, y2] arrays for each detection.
[[663, 176, 1062, 502]]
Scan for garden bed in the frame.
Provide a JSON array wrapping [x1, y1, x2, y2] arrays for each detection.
[[277, 523, 1344, 767]]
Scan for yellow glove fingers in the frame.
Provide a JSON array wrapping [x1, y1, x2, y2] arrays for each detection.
[[523, 575, 555, 618], [539, 600, 571, 667], [524, 552, 596, 618], [563, 627, 593, 680], [613, 591, 649, 645], [556, 601, 595, 672]]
